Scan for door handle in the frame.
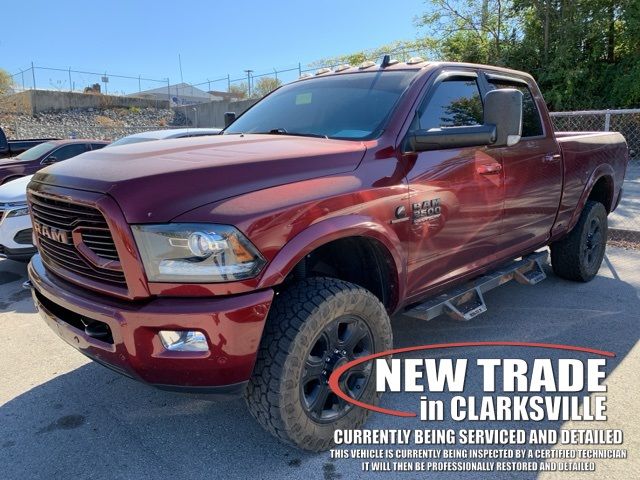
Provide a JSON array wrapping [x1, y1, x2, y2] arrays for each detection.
[[476, 163, 503, 175], [543, 153, 561, 163]]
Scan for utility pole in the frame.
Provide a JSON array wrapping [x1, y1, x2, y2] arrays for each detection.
[[244, 69, 253, 97], [178, 54, 184, 83]]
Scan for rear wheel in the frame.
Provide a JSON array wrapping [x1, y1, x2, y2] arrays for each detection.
[[550, 200, 608, 282], [245, 277, 392, 451]]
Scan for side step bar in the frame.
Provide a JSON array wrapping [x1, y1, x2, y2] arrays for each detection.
[[404, 251, 548, 322]]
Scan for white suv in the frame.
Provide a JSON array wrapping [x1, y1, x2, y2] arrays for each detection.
[[0, 175, 34, 261]]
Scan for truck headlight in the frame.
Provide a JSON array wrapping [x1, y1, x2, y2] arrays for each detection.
[[6, 207, 29, 218], [131, 224, 266, 283]]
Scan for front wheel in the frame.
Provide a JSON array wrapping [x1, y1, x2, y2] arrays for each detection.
[[245, 277, 392, 451], [551, 200, 608, 282]]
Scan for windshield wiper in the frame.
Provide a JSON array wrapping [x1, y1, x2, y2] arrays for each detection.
[[258, 128, 329, 139]]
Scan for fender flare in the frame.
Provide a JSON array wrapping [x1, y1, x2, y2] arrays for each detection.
[[567, 164, 615, 232], [256, 215, 408, 305]]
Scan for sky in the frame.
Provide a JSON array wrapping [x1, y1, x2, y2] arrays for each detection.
[[0, 0, 427, 93]]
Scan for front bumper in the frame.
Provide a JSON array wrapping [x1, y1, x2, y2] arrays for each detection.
[[0, 212, 35, 261], [28, 255, 274, 395]]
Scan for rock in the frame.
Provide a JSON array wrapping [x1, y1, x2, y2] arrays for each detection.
[[0, 107, 190, 140]]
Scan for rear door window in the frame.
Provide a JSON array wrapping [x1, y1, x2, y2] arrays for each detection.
[[489, 80, 543, 137], [49, 144, 89, 162]]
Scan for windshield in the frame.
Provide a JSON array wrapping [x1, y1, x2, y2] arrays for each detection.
[[15, 142, 56, 161], [224, 71, 418, 140], [107, 136, 157, 148]]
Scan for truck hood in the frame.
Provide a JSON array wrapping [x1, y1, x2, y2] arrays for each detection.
[[30, 134, 367, 223], [0, 174, 32, 203]]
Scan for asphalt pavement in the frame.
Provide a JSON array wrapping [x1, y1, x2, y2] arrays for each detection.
[[610, 162, 640, 232], [1, 246, 638, 480]]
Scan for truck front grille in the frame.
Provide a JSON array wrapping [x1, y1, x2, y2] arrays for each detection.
[[29, 191, 126, 286]]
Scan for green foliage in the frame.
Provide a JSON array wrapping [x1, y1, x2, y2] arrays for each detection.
[[420, 0, 640, 109], [417, 0, 520, 65], [253, 77, 282, 98], [319, 1, 640, 109], [0, 68, 13, 95], [311, 39, 438, 68], [228, 83, 248, 99]]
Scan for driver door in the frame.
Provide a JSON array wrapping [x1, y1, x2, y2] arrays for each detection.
[[404, 72, 505, 300]]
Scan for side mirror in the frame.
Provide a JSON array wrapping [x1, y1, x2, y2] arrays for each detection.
[[407, 88, 524, 152], [42, 156, 57, 165], [483, 88, 523, 147], [409, 125, 497, 152], [224, 112, 237, 127]]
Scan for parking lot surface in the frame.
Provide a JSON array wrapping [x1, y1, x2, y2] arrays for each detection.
[[1, 247, 639, 480]]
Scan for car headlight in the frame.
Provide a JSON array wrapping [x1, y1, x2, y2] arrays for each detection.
[[6, 207, 29, 218], [131, 224, 266, 283]]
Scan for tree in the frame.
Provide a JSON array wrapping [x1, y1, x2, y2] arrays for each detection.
[[311, 39, 437, 68], [313, 1, 640, 109], [416, 0, 518, 65], [0, 68, 13, 95], [509, 0, 640, 109], [253, 77, 282, 98], [228, 83, 248, 99]]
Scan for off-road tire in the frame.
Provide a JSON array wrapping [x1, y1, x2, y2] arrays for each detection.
[[245, 277, 392, 451], [550, 200, 608, 282]]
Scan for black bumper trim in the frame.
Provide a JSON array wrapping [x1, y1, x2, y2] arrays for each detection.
[[0, 245, 37, 261]]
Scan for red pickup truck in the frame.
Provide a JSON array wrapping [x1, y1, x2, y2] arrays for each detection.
[[26, 59, 628, 451]]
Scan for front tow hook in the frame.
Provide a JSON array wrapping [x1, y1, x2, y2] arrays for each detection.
[[22, 280, 33, 290]]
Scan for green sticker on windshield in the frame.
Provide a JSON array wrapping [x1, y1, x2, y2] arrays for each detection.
[[296, 93, 312, 105]]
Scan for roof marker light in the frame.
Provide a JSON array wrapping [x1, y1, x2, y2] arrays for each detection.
[[358, 61, 377, 69], [407, 56, 426, 65]]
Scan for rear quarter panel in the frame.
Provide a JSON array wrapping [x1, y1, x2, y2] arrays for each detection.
[[553, 132, 628, 237]]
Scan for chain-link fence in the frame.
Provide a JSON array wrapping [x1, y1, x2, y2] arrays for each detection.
[[550, 109, 640, 163], [551, 109, 639, 235], [4, 48, 433, 109]]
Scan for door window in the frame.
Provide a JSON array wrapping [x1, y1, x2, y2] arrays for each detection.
[[416, 79, 484, 130], [48, 144, 88, 162]]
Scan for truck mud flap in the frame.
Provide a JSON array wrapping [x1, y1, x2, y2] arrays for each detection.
[[404, 251, 548, 322]]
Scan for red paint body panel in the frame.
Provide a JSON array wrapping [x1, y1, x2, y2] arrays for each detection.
[[29, 255, 273, 388], [26, 62, 629, 392]]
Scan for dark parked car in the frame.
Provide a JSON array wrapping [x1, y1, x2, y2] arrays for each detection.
[[0, 139, 109, 184], [0, 126, 57, 159]]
